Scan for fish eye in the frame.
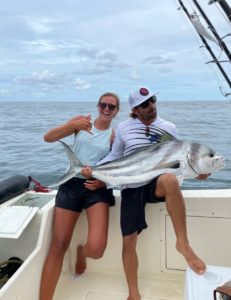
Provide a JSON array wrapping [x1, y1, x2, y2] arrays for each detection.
[[209, 153, 214, 158]]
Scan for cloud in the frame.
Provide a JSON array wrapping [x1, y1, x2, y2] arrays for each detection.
[[96, 56, 130, 70], [0, 1, 227, 101], [158, 66, 174, 73], [21, 16, 53, 34], [21, 39, 130, 73], [20, 14, 69, 34], [74, 49, 130, 75], [0, 89, 10, 95], [14, 70, 67, 88], [129, 70, 141, 80], [75, 44, 98, 59], [74, 78, 91, 90], [141, 55, 175, 65], [22, 40, 60, 52]]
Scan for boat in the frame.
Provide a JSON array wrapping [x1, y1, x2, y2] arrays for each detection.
[[1, 1, 231, 300], [0, 174, 231, 300]]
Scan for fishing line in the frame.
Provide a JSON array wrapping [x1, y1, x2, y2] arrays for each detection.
[[199, 43, 230, 95]]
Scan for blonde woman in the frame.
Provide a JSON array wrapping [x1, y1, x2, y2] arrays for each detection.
[[39, 93, 120, 300]]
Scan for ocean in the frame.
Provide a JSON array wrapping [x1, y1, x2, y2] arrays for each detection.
[[0, 100, 230, 190]]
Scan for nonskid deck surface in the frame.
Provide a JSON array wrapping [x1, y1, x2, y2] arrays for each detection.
[[54, 271, 184, 300]]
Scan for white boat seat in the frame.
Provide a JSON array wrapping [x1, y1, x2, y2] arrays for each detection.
[[0, 206, 38, 239]]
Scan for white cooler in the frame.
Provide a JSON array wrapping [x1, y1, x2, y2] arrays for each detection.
[[185, 265, 231, 300]]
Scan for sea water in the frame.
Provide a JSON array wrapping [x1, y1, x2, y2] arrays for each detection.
[[0, 100, 230, 190]]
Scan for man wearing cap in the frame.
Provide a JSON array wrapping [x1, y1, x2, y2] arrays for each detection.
[[83, 86, 208, 300]]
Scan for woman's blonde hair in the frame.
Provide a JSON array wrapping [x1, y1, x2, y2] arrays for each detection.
[[98, 92, 120, 110]]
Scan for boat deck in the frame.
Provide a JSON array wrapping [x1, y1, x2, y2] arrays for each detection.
[[1, 189, 231, 300], [54, 271, 185, 300]]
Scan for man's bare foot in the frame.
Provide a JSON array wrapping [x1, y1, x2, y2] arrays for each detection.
[[176, 242, 206, 275], [75, 245, 86, 275]]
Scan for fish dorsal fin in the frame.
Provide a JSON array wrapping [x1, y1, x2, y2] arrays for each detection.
[[150, 126, 177, 142], [121, 126, 177, 154], [159, 132, 177, 143]]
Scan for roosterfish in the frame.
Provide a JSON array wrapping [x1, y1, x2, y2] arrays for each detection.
[[49, 131, 225, 188]]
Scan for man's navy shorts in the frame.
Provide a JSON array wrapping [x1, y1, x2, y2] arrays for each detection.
[[120, 177, 165, 236]]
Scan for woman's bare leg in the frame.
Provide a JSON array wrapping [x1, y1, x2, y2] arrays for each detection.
[[75, 202, 109, 275], [39, 207, 80, 300]]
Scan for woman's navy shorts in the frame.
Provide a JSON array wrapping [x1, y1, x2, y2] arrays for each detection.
[[55, 177, 115, 212]]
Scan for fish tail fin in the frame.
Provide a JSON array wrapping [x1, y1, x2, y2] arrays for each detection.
[[48, 140, 82, 188], [59, 140, 82, 172]]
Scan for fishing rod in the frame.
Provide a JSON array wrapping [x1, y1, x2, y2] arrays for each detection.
[[208, 0, 231, 22], [191, 0, 231, 63], [178, 0, 231, 89]]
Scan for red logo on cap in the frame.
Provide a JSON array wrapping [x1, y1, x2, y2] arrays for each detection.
[[139, 88, 149, 96]]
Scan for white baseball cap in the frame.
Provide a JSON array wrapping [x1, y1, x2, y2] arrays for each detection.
[[128, 86, 155, 109]]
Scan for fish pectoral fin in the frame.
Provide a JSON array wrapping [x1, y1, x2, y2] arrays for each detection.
[[156, 160, 181, 170]]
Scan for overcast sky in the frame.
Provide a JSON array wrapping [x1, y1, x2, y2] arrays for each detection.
[[0, 0, 230, 102]]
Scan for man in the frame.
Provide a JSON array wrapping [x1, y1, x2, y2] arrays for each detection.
[[84, 86, 208, 300]]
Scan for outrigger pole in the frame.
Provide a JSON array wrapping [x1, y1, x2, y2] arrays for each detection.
[[178, 0, 231, 89], [191, 0, 231, 63], [208, 0, 231, 23]]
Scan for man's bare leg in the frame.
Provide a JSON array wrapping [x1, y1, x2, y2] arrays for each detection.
[[156, 174, 206, 275], [122, 233, 141, 300]]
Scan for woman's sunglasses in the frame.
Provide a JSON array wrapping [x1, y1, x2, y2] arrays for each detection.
[[136, 96, 157, 109], [99, 102, 117, 111]]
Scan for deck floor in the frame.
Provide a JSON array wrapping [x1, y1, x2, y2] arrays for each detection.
[[54, 271, 185, 300]]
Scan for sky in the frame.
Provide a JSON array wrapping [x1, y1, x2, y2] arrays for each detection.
[[0, 0, 230, 102]]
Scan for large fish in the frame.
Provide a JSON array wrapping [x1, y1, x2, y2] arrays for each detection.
[[49, 137, 225, 188]]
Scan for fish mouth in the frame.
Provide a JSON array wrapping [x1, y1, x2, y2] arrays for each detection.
[[214, 155, 225, 168], [220, 159, 225, 168]]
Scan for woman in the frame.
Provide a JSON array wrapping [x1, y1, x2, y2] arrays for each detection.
[[39, 92, 120, 300]]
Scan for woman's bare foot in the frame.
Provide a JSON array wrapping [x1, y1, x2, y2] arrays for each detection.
[[176, 242, 206, 275], [127, 296, 141, 300], [75, 245, 86, 275], [127, 290, 141, 300]]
